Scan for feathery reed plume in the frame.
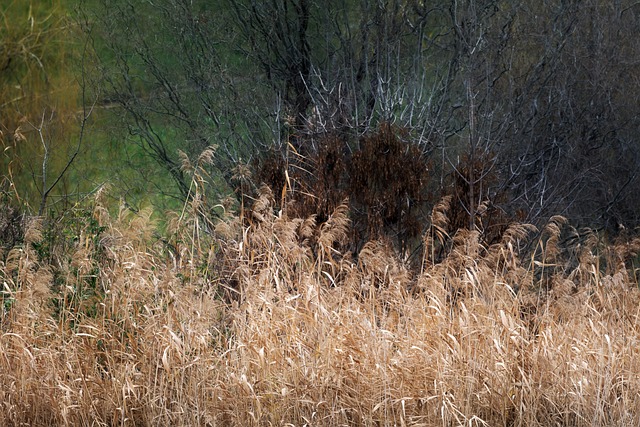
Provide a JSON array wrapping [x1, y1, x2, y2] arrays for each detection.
[[231, 162, 255, 211], [23, 216, 43, 246], [317, 199, 350, 260], [177, 149, 193, 174], [484, 222, 538, 282], [501, 222, 538, 247], [596, 235, 640, 285], [541, 215, 567, 261], [250, 185, 275, 224], [298, 214, 316, 242], [423, 195, 452, 269]]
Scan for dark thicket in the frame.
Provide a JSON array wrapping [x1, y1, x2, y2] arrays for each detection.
[[447, 153, 522, 246], [254, 123, 431, 256], [348, 124, 430, 254]]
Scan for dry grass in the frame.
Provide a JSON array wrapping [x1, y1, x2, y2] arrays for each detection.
[[1, 186, 640, 426]]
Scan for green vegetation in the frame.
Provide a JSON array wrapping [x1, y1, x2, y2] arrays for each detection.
[[1, 0, 75, 203]]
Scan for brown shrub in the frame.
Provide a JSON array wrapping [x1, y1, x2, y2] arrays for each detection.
[[253, 123, 431, 257]]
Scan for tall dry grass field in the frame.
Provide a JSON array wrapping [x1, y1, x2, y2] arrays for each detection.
[[1, 188, 640, 426]]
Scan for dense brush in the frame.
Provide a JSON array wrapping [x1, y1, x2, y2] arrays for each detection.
[[1, 186, 639, 426]]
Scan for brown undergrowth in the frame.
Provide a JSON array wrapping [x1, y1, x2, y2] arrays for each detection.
[[1, 174, 640, 426]]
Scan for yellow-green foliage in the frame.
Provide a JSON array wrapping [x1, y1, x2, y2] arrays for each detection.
[[1, 185, 640, 426], [0, 0, 81, 204]]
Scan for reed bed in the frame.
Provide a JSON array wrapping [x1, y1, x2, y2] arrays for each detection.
[[1, 190, 639, 426]]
